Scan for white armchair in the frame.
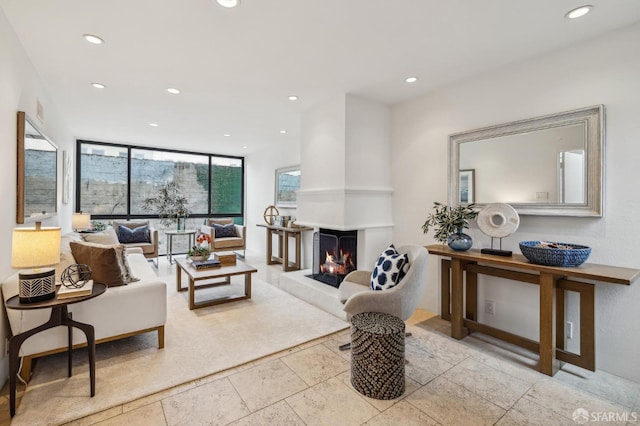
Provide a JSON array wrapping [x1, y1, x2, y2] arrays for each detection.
[[337, 245, 429, 349]]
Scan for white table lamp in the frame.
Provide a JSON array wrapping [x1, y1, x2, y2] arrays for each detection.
[[11, 222, 61, 303], [72, 212, 91, 231]]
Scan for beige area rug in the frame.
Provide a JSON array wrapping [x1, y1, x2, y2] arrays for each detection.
[[12, 279, 348, 425]]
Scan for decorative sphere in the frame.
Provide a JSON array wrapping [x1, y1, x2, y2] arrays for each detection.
[[61, 264, 92, 288]]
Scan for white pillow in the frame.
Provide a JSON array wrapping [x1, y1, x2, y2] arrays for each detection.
[[82, 228, 119, 245]]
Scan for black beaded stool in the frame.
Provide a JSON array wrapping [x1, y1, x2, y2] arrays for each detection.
[[350, 312, 405, 400]]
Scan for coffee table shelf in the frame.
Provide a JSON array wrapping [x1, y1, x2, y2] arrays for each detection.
[[174, 257, 257, 310]]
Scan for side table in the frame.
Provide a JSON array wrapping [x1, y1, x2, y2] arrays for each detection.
[[166, 229, 196, 264], [256, 224, 313, 271], [5, 283, 107, 417]]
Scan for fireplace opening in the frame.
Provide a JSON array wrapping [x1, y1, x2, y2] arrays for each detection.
[[309, 228, 357, 288]]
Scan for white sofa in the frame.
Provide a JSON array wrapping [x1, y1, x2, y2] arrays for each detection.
[[1, 237, 167, 382]]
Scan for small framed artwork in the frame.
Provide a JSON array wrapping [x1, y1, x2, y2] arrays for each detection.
[[275, 165, 301, 208], [458, 169, 475, 204]]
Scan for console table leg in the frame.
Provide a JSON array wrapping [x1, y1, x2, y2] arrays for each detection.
[[540, 273, 559, 376], [450, 259, 467, 339]]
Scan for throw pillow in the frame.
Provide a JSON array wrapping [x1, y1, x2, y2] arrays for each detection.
[[69, 241, 127, 287], [370, 244, 411, 291], [213, 223, 236, 238], [55, 234, 83, 284], [118, 225, 150, 244], [82, 228, 119, 245]]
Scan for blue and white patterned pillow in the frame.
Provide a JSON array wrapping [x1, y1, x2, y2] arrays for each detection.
[[370, 244, 410, 291]]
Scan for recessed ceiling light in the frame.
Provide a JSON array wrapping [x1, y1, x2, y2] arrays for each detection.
[[565, 5, 593, 19], [83, 34, 104, 44], [149, 123, 159, 127], [224, 133, 231, 137], [405, 76, 418, 83], [216, 0, 240, 8], [242, 145, 248, 149], [167, 88, 181, 94], [288, 95, 298, 101], [91, 82, 105, 89], [280, 130, 287, 134]]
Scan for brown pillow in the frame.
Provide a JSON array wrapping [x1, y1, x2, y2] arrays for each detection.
[[69, 241, 126, 287]]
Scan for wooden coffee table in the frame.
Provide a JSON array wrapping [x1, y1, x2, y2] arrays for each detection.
[[175, 257, 257, 310]]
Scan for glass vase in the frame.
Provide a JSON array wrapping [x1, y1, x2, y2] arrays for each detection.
[[447, 228, 472, 251]]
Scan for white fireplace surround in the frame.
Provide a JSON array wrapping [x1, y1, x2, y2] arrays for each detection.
[[296, 187, 393, 231]]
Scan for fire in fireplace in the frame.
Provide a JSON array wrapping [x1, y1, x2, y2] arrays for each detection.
[[310, 229, 357, 288]]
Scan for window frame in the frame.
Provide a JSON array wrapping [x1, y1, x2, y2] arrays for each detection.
[[75, 139, 245, 223]]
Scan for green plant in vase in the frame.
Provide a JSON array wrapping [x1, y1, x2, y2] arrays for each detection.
[[188, 245, 211, 261], [142, 181, 190, 229], [422, 202, 478, 250]]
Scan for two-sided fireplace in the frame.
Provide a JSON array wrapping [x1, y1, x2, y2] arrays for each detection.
[[309, 228, 357, 288]]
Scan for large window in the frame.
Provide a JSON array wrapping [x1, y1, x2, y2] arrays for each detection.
[[76, 140, 244, 224]]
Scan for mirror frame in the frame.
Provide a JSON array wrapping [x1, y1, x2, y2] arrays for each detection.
[[17, 111, 58, 224], [449, 105, 604, 217]]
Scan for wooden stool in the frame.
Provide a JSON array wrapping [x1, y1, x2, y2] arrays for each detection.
[[350, 312, 405, 400]]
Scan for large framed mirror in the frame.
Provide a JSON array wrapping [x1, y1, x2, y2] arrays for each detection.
[[449, 105, 604, 217], [17, 111, 58, 224]]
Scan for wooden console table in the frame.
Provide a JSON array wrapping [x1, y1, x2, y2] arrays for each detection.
[[256, 224, 313, 271], [426, 245, 639, 376]]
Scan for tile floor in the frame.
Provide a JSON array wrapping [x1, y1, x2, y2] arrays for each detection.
[[58, 320, 639, 426], [2, 251, 640, 425]]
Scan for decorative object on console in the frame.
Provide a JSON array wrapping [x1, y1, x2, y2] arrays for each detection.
[[72, 212, 91, 232], [61, 264, 92, 288], [519, 241, 591, 267], [263, 205, 279, 225], [477, 203, 520, 256], [11, 222, 61, 303], [447, 229, 473, 252], [422, 202, 478, 251]]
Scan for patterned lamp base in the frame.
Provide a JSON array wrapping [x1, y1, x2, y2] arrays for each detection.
[[18, 269, 56, 303], [350, 312, 405, 400]]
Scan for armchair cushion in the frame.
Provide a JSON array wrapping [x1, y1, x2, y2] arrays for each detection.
[[82, 228, 119, 245], [213, 223, 236, 238], [118, 224, 151, 243], [370, 244, 410, 291]]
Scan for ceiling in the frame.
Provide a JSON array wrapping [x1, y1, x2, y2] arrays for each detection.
[[3, 0, 640, 156]]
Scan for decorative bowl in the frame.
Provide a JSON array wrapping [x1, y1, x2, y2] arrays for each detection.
[[519, 241, 591, 267]]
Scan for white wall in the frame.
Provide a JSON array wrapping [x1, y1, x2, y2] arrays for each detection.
[[391, 22, 640, 382], [244, 139, 303, 263], [0, 8, 74, 386]]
